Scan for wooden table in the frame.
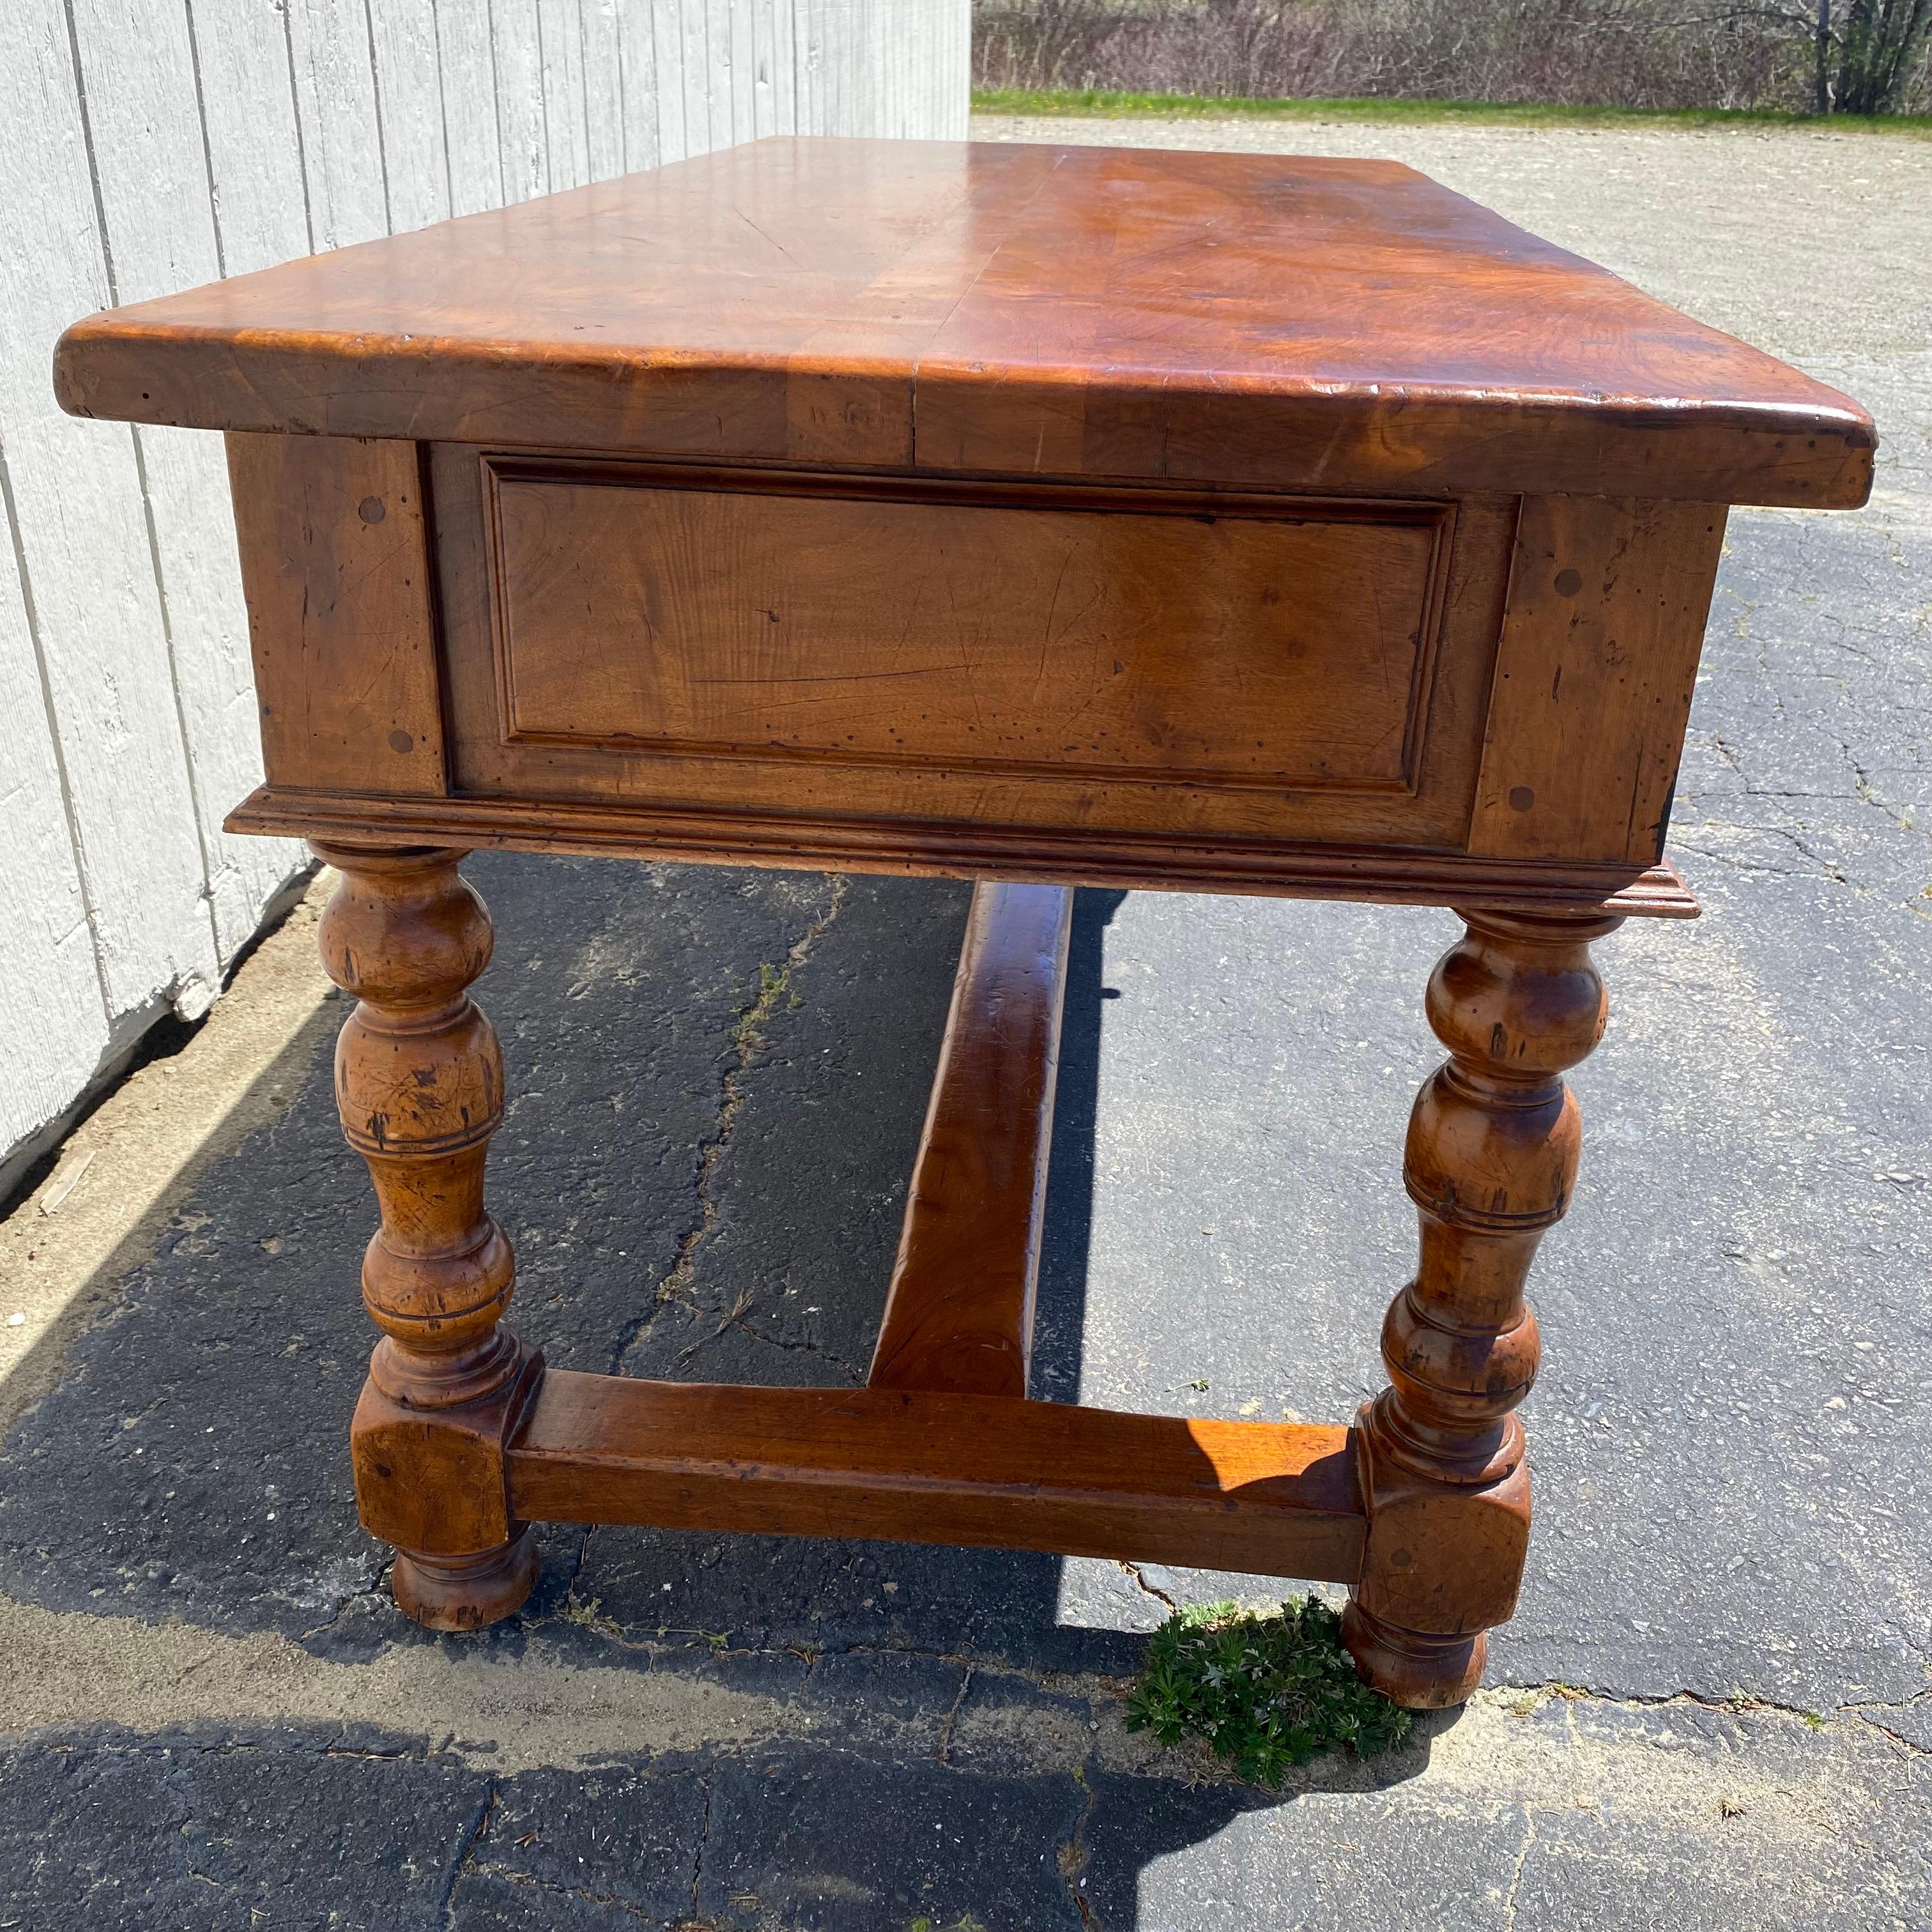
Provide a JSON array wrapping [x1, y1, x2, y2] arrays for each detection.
[[56, 138, 1873, 1708]]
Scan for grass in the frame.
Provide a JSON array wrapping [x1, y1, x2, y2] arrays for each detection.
[[1126, 1595, 1412, 1786], [972, 86, 1932, 137]]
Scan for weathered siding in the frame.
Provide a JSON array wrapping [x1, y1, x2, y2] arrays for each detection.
[[0, 0, 970, 1198]]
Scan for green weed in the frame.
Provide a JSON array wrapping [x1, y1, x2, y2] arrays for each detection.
[[556, 1593, 624, 1640], [732, 960, 793, 1055], [1126, 1595, 1411, 1786]]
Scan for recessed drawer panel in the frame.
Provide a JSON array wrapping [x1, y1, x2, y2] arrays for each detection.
[[487, 464, 1448, 794]]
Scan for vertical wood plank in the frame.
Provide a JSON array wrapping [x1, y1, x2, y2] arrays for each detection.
[[368, 0, 452, 233], [69, 0, 305, 961], [875, 0, 898, 137], [793, 0, 825, 134], [652, 0, 689, 162], [168, 0, 317, 944], [646, 0, 686, 162], [492, 0, 549, 201], [682, 0, 716, 154], [859, 0, 884, 137], [821, 0, 859, 137], [434, 0, 508, 215], [614, 0, 661, 172], [582, 0, 625, 180], [0, 473, 111, 1167], [538, 0, 590, 190], [901, 0, 921, 137], [767, 0, 796, 135], [185, 0, 314, 273], [727, 0, 756, 143], [749, 0, 776, 135], [702, 0, 730, 153], [934, 0, 970, 137], [0, 0, 220, 1025], [286, 0, 390, 248]]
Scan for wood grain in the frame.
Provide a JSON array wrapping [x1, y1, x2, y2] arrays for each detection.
[[509, 1372, 1367, 1582], [436, 448, 1509, 856], [1470, 496, 1729, 864], [870, 881, 1073, 1397], [54, 140, 1873, 507], [226, 433, 448, 797], [489, 459, 1449, 791]]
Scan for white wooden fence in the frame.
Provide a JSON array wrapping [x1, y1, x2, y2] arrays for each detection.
[[0, 0, 970, 1197]]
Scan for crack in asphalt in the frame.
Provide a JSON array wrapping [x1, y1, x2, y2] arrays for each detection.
[[937, 1664, 973, 1765], [439, 1774, 496, 1932], [687, 1774, 714, 1928], [614, 878, 850, 1379], [295, 1552, 393, 1645], [558, 1522, 596, 1618], [1057, 1761, 1100, 1928], [1500, 1805, 1537, 1932]]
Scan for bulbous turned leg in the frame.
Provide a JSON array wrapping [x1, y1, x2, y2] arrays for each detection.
[[314, 840, 542, 1631], [1344, 908, 1619, 1708]]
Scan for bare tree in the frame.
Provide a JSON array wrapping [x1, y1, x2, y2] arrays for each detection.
[[1829, 0, 1932, 109], [1640, 0, 1929, 107]]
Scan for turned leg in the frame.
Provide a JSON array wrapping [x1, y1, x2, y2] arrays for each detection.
[[314, 841, 542, 1630], [1344, 908, 1618, 1707]]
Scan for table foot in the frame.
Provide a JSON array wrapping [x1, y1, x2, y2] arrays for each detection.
[[1340, 1600, 1485, 1709], [392, 1531, 539, 1632]]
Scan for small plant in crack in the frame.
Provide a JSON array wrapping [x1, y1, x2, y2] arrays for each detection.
[[656, 1624, 733, 1650], [557, 1593, 625, 1640], [1126, 1595, 1411, 1784], [732, 958, 795, 1055]]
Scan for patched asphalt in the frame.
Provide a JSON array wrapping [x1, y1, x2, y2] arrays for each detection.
[[3, 118, 1929, 1931]]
